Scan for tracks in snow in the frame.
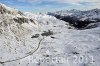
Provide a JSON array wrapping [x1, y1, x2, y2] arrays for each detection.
[[0, 37, 45, 64]]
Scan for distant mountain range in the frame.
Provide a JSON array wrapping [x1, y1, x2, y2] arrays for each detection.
[[48, 9, 100, 29]]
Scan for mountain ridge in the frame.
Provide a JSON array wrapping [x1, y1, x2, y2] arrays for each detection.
[[48, 9, 100, 29]]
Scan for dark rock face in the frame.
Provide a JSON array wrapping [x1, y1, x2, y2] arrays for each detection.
[[13, 17, 29, 24], [13, 17, 36, 25], [31, 34, 39, 38], [0, 4, 10, 14], [41, 30, 53, 36], [17, 11, 24, 15]]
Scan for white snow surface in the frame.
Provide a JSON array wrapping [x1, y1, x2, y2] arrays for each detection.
[[0, 3, 100, 66]]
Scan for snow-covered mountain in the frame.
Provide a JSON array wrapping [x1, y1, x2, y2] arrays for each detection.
[[0, 3, 100, 66], [48, 9, 100, 29], [48, 9, 100, 21], [0, 3, 71, 66]]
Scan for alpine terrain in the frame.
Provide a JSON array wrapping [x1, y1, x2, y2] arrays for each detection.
[[0, 3, 100, 66]]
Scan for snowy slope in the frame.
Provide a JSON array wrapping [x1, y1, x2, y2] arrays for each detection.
[[0, 3, 43, 62], [0, 3, 100, 66]]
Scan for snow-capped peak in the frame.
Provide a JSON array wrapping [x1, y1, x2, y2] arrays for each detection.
[[48, 8, 100, 19], [0, 3, 24, 15]]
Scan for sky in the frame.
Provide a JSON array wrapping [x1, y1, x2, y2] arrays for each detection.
[[0, 0, 100, 13]]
